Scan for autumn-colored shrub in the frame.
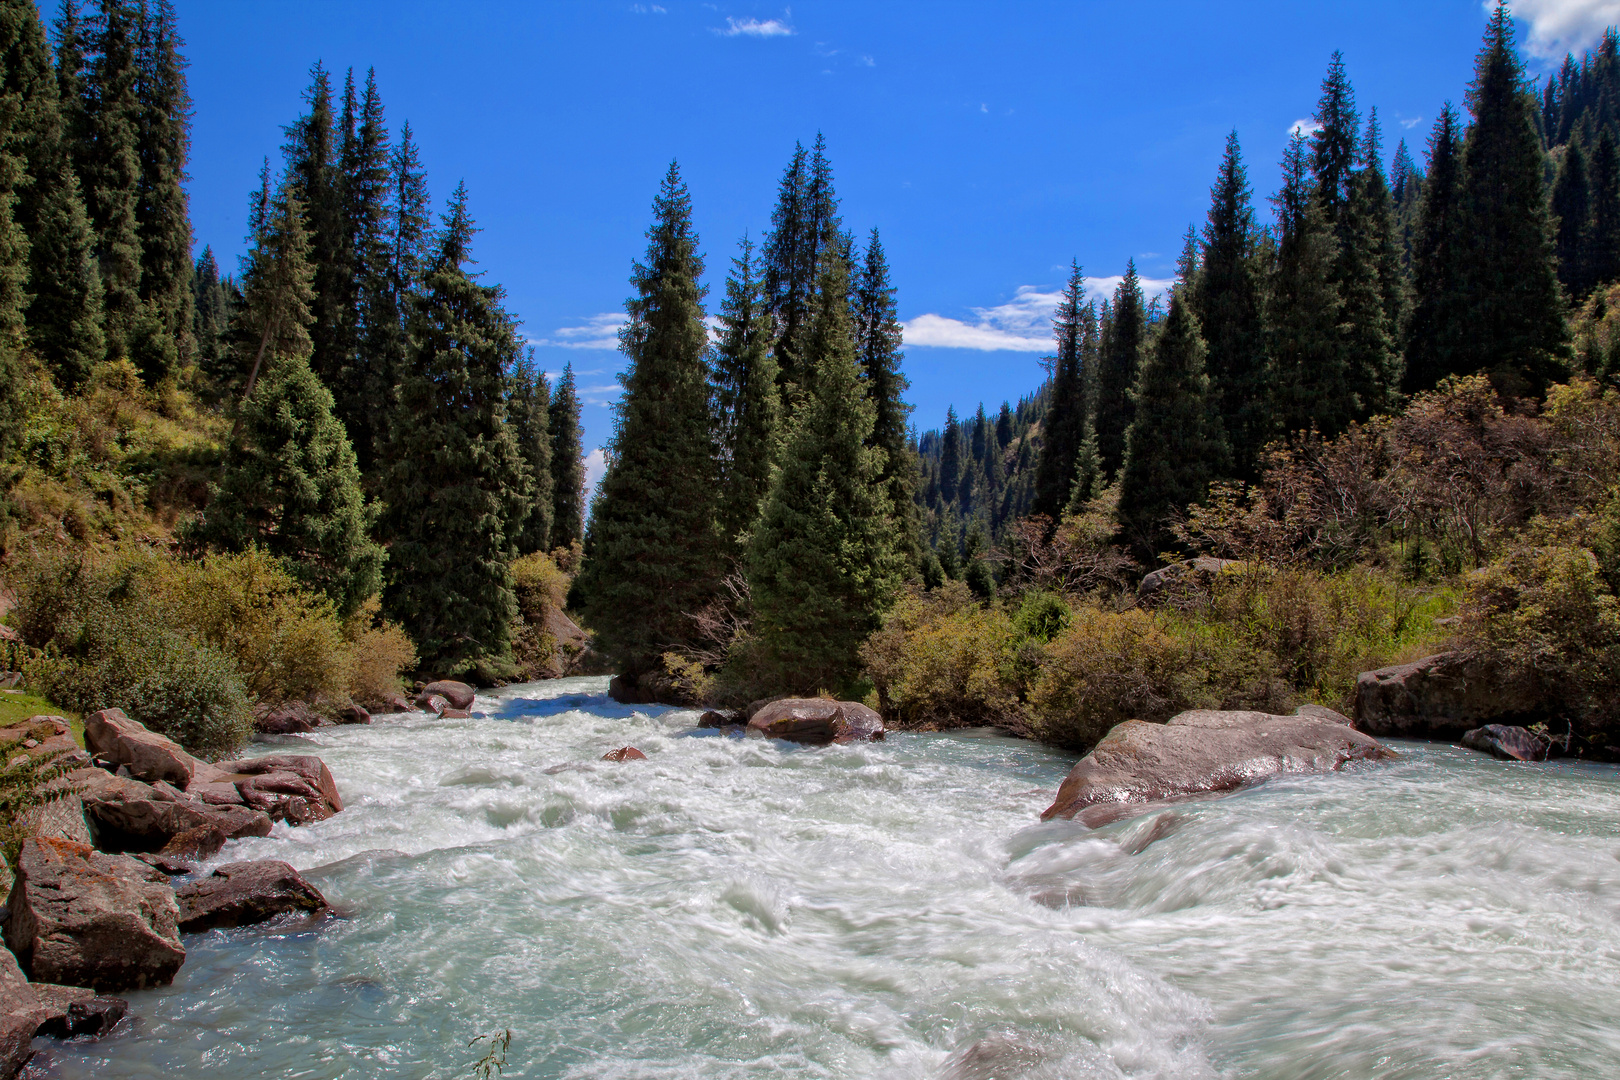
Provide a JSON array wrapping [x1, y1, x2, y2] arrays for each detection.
[[862, 582, 1022, 729]]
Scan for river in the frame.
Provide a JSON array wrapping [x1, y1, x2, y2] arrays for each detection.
[[45, 676, 1620, 1079]]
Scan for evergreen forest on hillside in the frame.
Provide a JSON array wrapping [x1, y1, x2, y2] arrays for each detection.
[[1, 2, 1618, 764]]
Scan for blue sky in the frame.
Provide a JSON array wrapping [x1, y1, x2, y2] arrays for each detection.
[[173, 1, 1620, 488]]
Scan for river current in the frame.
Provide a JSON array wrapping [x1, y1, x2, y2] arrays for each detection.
[[44, 676, 1620, 1079]]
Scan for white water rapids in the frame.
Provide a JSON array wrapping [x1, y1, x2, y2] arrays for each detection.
[[43, 676, 1620, 1079]]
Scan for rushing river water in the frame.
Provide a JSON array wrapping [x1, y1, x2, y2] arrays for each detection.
[[43, 676, 1620, 1079]]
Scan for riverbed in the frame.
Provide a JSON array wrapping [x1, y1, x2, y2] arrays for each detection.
[[45, 676, 1620, 1078]]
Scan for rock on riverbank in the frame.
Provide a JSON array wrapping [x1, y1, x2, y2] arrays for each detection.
[[1042, 706, 1394, 824]]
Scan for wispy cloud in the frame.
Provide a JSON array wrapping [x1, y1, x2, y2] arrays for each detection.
[[715, 16, 795, 37], [1289, 118, 1323, 137], [1501, 0, 1620, 60], [902, 278, 1174, 352], [1399, 115, 1423, 130], [629, 3, 667, 12], [531, 313, 625, 350]]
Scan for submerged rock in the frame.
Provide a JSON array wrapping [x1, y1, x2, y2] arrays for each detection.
[[438, 708, 472, 720], [1460, 724, 1550, 762], [174, 860, 327, 932], [31, 982, 127, 1038], [1041, 709, 1395, 824], [3, 837, 185, 992], [601, 746, 646, 762], [412, 693, 449, 715], [747, 699, 886, 745], [1354, 652, 1535, 739], [421, 680, 476, 709]]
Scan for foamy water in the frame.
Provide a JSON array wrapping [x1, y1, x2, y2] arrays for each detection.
[[42, 676, 1620, 1078]]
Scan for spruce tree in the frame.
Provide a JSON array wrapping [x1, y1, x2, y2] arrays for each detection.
[[712, 234, 781, 555], [3, 0, 103, 387], [194, 187, 382, 616], [761, 141, 810, 397], [132, 0, 191, 360], [1311, 51, 1360, 237], [338, 68, 393, 474], [1340, 109, 1401, 418], [574, 163, 723, 677], [508, 349, 553, 556], [1553, 137, 1592, 296], [1588, 130, 1620, 291], [1269, 131, 1348, 436], [1457, 5, 1570, 395], [283, 62, 348, 402], [1194, 130, 1270, 480], [1032, 261, 1087, 518], [547, 362, 586, 551], [1118, 291, 1227, 562], [853, 227, 920, 567], [1095, 260, 1145, 481], [72, 0, 144, 370], [191, 244, 229, 376], [1405, 105, 1469, 393], [377, 184, 530, 672], [1391, 137, 1423, 271], [938, 405, 961, 506], [745, 225, 902, 693]]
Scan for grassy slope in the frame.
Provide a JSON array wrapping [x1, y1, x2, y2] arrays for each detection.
[[0, 690, 84, 747]]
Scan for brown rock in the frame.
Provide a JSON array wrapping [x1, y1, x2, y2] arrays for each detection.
[[0, 946, 44, 1077], [338, 703, 371, 725], [1293, 703, 1353, 725], [3, 837, 185, 992], [1354, 652, 1535, 739], [421, 680, 475, 709], [607, 674, 654, 705], [31, 982, 127, 1038], [747, 698, 887, 745], [217, 755, 342, 823], [411, 693, 449, 714], [82, 708, 198, 787], [697, 710, 733, 728], [78, 770, 271, 852], [601, 746, 647, 762], [0, 717, 85, 766], [1137, 556, 1239, 598], [156, 824, 227, 862], [1042, 709, 1395, 823], [174, 860, 327, 933], [1460, 724, 1550, 762], [378, 694, 413, 714], [438, 708, 472, 720], [253, 701, 321, 735]]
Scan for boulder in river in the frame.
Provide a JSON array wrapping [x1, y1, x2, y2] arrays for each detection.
[[31, 982, 127, 1038], [3, 837, 185, 992], [601, 746, 646, 762], [747, 698, 886, 745], [174, 860, 327, 932], [1354, 652, 1536, 739], [421, 680, 475, 709], [1460, 724, 1550, 762], [412, 692, 449, 714], [1041, 708, 1395, 824], [82, 708, 198, 786], [439, 707, 472, 720], [78, 770, 271, 852], [216, 755, 343, 823], [338, 703, 371, 725], [253, 702, 321, 735]]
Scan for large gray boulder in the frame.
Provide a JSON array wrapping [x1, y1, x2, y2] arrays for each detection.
[[78, 769, 271, 853], [747, 698, 886, 745], [1042, 708, 1395, 824], [82, 708, 200, 787], [1354, 652, 1535, 739], [0, 947, 44, 1078], [421, 680, 475, 710], [175, 860, 327, 933], [3, 837, 185, 992], [1460, 724, 1550, 762]]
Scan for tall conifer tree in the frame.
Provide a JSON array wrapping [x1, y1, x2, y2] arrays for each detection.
[[1195, 131, 1270, 479], [1032, 261, 1087, 518], [1269, 131, 1348, 436], [1095, 260, 1145, 481], [746, 223, 902, 693], [377, 185, 530, 672], [1311, 51, 1360, 238], [1341, 109, 1401, 418], [1553, 136, 1592, 295], [547, 362, 586, 551], [508, 349, 553, 556], [1405, 105, 1469, 392], [575, 163, 723, 677], [1588, 131, 1620, 290], [132, 0, 191, 359], [712, 234, 781, 555], [283, 62, 349, 400], [854, 227, 919, 567], [1118, 290, 1226, 562], [1457, 5, 1570, 394]]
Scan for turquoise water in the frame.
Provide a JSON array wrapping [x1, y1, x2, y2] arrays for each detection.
[[44, 676, 1620, 1078]]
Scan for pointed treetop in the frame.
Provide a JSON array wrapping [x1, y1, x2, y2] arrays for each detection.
[[1176, 225, 1199, 286], [436, 181, 477, 269]]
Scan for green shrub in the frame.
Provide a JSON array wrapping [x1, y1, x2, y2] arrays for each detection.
[[343, 597, 418, 707], [861, 582, 1022, 729]]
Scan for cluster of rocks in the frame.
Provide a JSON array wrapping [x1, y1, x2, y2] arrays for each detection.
[[0, 709, 340, 1076], [408, 680, 478, 720], [695, 697, 887, 745]]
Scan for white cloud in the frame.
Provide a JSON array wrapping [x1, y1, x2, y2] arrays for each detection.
[[716, 16, 795, 37], [629, 4, 667, 12], [859, 54, 875, 67], [902, 277, 1175, 352], [531, 313, 625, 350], [1399, 115, 1423, 129], [1499, 0, 1620, 59], [584, 448, 609, 500], [1289, 118, 1323, 137]]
